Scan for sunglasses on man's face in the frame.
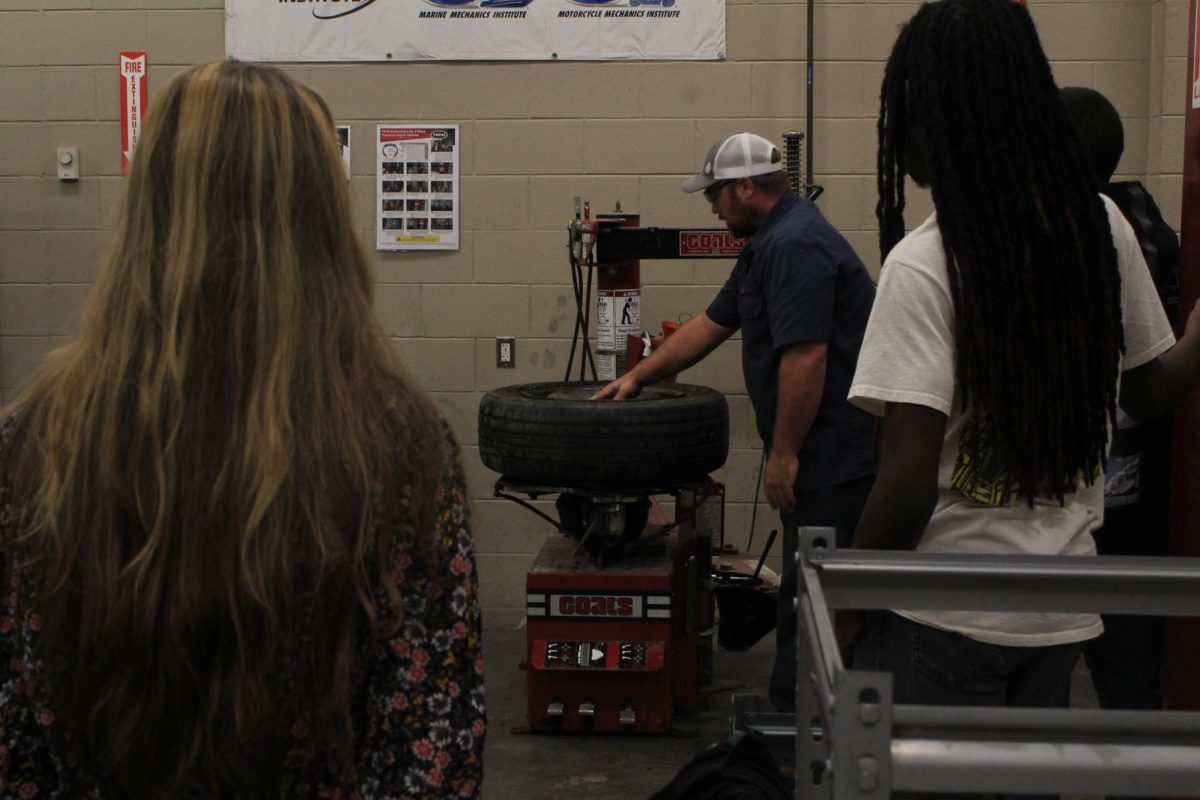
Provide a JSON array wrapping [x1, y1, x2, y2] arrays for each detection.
[[703, 180, 732, 202]]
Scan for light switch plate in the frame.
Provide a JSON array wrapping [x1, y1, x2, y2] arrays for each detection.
[[56, 146, 79, 181]]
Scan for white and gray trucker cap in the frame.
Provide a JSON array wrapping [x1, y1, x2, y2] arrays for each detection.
[[680, 132, 784, 193]]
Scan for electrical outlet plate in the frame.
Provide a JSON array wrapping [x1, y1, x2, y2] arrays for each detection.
[[497, 337, 515, 368]]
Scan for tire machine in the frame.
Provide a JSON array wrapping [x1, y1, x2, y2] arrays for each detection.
[[494, 133, 814, 735], [506, 478, 733, 734]]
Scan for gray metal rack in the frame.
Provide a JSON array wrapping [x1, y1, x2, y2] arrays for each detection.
[[736, 526, 1200, 798]]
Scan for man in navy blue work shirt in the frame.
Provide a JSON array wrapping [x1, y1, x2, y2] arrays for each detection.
[[593, 132, 876, 711]]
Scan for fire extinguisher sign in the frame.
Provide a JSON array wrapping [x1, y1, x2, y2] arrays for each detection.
[[120, 52, 147, 175]]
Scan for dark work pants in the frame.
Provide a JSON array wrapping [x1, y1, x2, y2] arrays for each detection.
[[1084, 504, 1166, 713], [1082, 506, 1166, 800], [768, 474, 873, 713], [853, 611, 1083, 800], [1083, 613, 1164, 710]]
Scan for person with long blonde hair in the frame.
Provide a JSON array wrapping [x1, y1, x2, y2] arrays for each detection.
[[0, 61, 484, 799]]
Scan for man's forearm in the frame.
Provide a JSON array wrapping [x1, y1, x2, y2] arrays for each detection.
[[771, 344, 826, 458], [629, 313, 733, 385], [762, 343, 827, 512]]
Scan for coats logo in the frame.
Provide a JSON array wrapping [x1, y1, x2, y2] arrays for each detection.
[[558, 595, 635, 617], [679, 231, 745, 257], [528, 591, 671, 621]]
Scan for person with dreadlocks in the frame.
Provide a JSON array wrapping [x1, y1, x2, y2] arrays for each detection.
[[845, 0, 1200, 735]]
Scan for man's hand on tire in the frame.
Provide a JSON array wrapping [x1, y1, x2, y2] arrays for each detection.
[[590, 374, 642, 400]]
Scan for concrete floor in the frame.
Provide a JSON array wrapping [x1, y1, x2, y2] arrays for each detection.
[[479, 606, 1104, 800], [480, 607, 776, 800]]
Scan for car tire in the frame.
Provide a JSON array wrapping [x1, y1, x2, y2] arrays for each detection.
[[478, 381, 729, 488]]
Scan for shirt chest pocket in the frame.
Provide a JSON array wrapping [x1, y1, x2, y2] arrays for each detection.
[[738, 287, 764, 321]]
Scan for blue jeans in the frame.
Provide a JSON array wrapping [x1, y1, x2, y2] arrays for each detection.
[[853, 612, 1083, 800]]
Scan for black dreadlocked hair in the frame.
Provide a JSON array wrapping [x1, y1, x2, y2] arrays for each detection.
[[1059, 86, 1125, 184], [876, 0, 1124, 505]]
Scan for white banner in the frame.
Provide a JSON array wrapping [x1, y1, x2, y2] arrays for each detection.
[[226, 1, 724, 62]]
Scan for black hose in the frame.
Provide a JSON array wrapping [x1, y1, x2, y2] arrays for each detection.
[[565, 253, 584, 381], [496, 491, 565, 533], [746, 449, 766, 553], [581, 262, 597, 380]]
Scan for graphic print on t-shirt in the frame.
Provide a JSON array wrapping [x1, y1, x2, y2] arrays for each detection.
[[951, 416, 1098, 506], [950, 417, 1023, 506]]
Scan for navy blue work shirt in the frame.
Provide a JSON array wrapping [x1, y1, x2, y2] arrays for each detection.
[[706, 190, 876, 491]]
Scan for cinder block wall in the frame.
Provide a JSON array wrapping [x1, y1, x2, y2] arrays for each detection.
[[0, 0, 1188, 609]]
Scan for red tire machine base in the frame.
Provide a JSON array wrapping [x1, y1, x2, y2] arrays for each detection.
[[519, 485, 719, 734]]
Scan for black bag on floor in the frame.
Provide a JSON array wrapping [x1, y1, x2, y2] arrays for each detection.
[[648, 729, 791, 800]]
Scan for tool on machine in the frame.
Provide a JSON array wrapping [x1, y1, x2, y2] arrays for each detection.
[[752, 529, 778, 583]]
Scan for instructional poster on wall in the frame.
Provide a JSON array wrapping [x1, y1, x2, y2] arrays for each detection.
[[376, 125, 459, 252]]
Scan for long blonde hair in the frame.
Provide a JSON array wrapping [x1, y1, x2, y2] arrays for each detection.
[[6, 61, 444, 797]]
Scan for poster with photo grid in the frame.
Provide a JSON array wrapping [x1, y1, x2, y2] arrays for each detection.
[[376, 124, 459, 251]]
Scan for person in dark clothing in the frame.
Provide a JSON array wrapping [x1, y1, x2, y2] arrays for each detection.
[[1060, 85, 1182, 714], [593, 132, 877, 712]]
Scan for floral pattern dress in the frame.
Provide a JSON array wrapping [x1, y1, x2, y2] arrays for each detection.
[[0, 417, 485, 799]]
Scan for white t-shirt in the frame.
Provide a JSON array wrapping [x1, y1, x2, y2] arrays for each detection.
[[848, 196, 1176, 646]]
